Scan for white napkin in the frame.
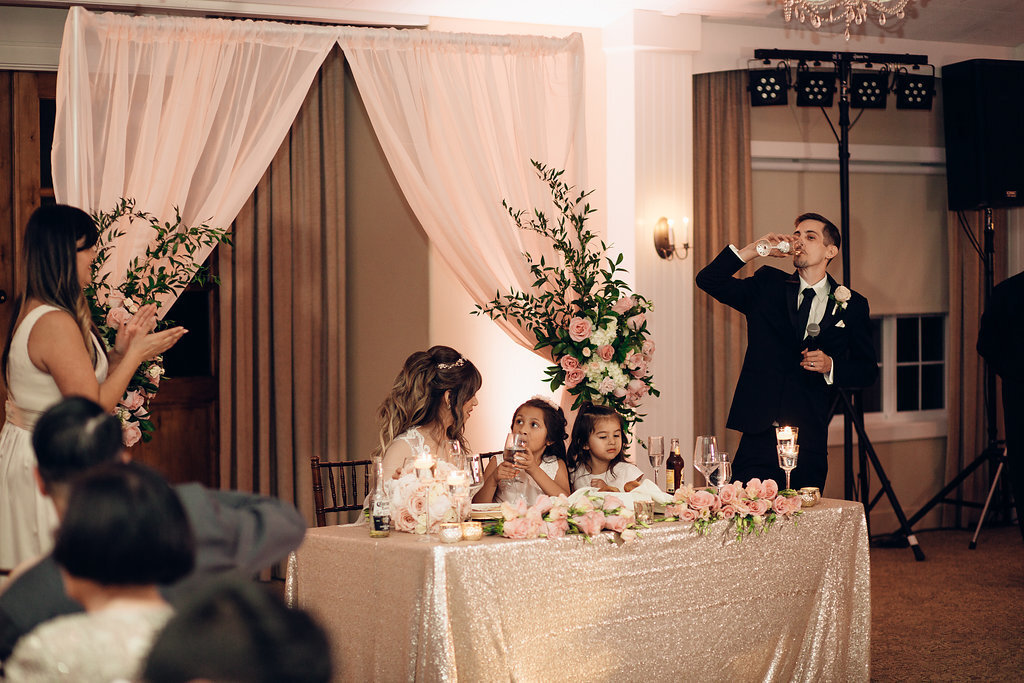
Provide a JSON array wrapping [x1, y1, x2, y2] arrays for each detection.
[[567, 480, 674, 508]]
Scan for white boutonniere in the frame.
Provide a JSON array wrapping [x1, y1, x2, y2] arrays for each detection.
[[829, 285, 851, 314]]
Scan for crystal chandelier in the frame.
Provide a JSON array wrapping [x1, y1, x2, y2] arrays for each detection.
[[782, 0, 913, 40]]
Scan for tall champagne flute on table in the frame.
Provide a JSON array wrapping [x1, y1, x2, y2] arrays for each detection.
[[777, 444, 798, 491], [647, 436, 665, 490], [693, 435, 718, 488]]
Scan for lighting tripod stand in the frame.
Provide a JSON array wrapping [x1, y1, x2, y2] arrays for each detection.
[[906, 208, 1013, 548], [753, 48, 927, 560]]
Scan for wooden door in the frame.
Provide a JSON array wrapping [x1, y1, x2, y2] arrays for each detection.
[[0, 70, 219, 487]]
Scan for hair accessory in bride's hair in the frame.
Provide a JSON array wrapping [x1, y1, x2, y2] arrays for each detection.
[[436, 357, 466, 370], [530, 394, 561, 412]]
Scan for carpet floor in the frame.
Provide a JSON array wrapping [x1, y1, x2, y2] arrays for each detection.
[[870, 524, 1024, 682]]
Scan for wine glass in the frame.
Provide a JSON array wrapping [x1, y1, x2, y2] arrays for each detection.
[[777, 444, 799, 491], [715, 451, 732, 487], [693, 435, 718, 488], [499, 433, 527, 497], [647, 436, 665, 490]]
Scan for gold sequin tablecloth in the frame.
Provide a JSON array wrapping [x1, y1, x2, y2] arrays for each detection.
[[291, 498, 869, 682]]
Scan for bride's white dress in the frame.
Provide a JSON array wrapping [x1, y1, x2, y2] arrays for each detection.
[[0, 304, 108, 570]]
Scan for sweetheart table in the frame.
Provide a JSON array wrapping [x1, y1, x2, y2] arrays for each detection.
[[288, 498, 869, 682]]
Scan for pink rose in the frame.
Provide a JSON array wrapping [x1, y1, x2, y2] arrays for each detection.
[[503, 518, 532, 539], [564, 367, 585, 389], [759, 479, 780, 499], [122, 390, 145, 411], [664, 503, 685, 517], [732, 499, 751, 515], [408, 492, 429, 517], [603, 514, 629, 533], [620, 528, 638, 543], [679, 507, 699, 523], [625, 352, 644, 370], [568, 317, 593, 342], [106, 291, 125, 309], [394, 509, 417, 532], [545, 520, 568, 538], [122, 422, 142, 448], [573, 510, 606, 536], [749, 498, 771, 516], [720, 504, 737, 519], [641, 340, 655, 359], [718, 483, 740, 504], [598, 377, 617, 395], [630, 361, 650, 379], [532, 496, 553, 515], [602, 495, 623, 511], [597, 344, 615, 362], [745, 479, 763, 499], [559, 355, 580, 372], [689, 490, 717, 510], [773, 495, 791, 515], [573, 497, 595, 514], [613, 387, 627, 398], [627, 379, 647, 394], [106, 306, 132, 330], [611, 296, 636, 315], [627, 313, 646, 331]]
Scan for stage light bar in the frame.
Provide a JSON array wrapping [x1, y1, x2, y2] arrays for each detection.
[[850, 70, 888, 109], [748, 65, 789, 106], [895, 69, 934, 110], [795, 66, 837, 107]]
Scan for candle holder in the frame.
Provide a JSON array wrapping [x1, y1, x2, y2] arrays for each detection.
[[461, 520, 484, 541], [438, 522, 462, 543]]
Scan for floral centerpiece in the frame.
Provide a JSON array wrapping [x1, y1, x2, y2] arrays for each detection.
[[665, 478, 803, 540], [485, 491, 640, 543], [389, 459, 471, 534], [475, 162, 657, 437], [85, 198, 231, 446]]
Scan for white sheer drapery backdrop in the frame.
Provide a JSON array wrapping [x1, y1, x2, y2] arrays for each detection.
[[340, 28, 587, 351], [52, 7, 338, 305], [52, 7, 587, 346]]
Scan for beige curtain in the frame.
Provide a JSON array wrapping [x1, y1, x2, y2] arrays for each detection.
[[217, 49, 346, 525], [944, 209, 1007, 526], [693, 70, 755, 458]]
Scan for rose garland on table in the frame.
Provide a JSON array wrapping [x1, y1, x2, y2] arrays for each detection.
[[665, 479, 803, 541], [484, 492, 640, 543], [85, 198, 232, 446], [474, 161, 658, 439]]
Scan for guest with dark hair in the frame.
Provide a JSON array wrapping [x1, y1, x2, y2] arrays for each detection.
[[0, 397, 306, 664], [566, 403, 643, 492], [4, 462, 194, 681], [143, 578, 332, 683]]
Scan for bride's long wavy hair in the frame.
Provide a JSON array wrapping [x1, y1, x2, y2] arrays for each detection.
[[2, 205, 100, 381], [375, 346, 482, 457]]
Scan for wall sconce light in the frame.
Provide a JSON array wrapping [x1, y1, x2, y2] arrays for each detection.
[[653, 216, 689, 260]]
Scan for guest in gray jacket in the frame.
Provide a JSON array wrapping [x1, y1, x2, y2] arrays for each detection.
[[0, 396, 306, 664]]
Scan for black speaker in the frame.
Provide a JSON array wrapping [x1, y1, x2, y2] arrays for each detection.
[[942, 59, 1024, 211]]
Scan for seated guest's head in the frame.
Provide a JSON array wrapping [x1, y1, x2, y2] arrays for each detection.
[[376, 345, 482, 453], [33, 396, 123, 513], [55, 461, 194, 602], [143, 578, 332, 683]]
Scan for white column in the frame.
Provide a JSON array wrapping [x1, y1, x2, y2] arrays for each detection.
[[604, 11, 702, 482]]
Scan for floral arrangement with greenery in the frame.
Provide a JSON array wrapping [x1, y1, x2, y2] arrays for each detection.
[[664, 479, 803, 540], [85, 198, 231, 446], [484, 491, 640, 543], [475, 161, 657, 437]]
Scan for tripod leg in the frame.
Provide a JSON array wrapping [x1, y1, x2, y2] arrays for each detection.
[[840, 390, 925, 561], [969, 461, 1004, 550]]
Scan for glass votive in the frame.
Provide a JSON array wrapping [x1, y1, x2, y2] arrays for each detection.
[[775, 425, 798, 446], [798, 487, 821, 507], [461, 520, 484, 541], [438, 522, 462, 543], [633, 500, 654, 525]]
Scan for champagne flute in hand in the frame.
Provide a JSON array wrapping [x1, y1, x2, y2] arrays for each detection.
[[647, 436, 665, 490], [777, 444, 799, 491], [502, 432, 527, 487]]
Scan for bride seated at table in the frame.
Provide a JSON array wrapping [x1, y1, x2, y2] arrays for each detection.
[[376, 346, 481, 478], [473, 397, 570, 506]]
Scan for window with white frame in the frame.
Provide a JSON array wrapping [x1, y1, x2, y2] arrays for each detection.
[[861, 314, 946, 417]]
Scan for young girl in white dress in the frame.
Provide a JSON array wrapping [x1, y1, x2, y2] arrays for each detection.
[[567, 403, 644, 492], [0, 205, 185, 573], [376, 346, 482, 478], [474, 397, 570, 506]]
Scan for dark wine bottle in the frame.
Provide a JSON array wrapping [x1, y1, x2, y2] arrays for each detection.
[[666, 438, 683, 494]]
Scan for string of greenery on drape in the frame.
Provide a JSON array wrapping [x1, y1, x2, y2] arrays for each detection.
[[944, 209, 1007, 526], [218, 48, 346, 525], [692, 70, 755, 459]]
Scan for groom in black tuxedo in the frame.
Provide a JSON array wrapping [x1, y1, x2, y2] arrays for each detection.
[[696, 212, 878, 492]]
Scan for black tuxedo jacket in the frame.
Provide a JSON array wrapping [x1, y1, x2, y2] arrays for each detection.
[[696, 247, 878, 451]]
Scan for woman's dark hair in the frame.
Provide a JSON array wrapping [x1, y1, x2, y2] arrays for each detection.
[[54, 461, 194, 586], [511, 398, 568, 465], [375, 345, 483, 456], [143, 578, 332, 683], [565, 403, 629, 477], [32, 396, 123, 489], [2, 204, 101, 379]]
